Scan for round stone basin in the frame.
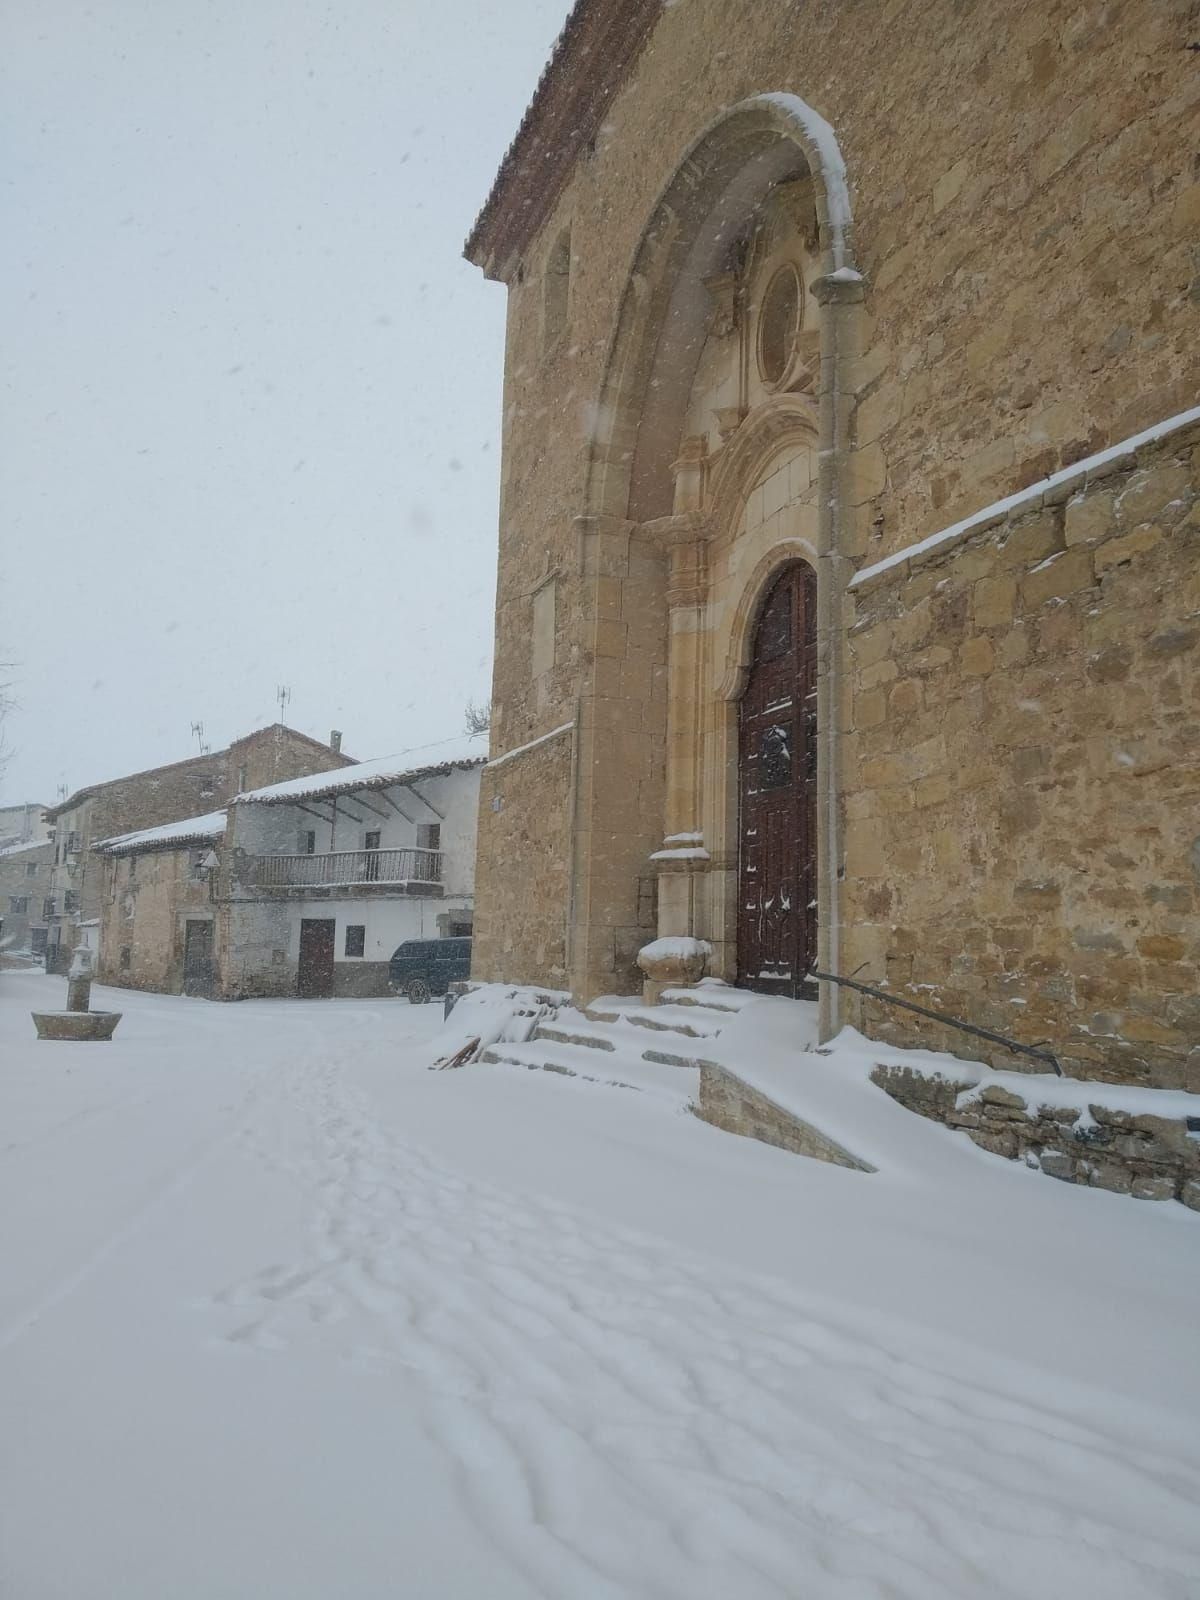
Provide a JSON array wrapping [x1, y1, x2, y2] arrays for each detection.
[[32, 1011, 123, 1042]]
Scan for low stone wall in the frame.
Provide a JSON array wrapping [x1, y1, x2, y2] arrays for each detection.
[[697, 1063, 871, 1170], [872, 1063, 1200, 1208]]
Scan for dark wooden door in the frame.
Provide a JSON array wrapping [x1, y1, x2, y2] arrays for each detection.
[[737, 562, 818, 998], [298, 918, 336, 998], [182, 918, 215, 998]]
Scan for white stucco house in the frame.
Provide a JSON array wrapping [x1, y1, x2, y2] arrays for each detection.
[[222, 733, 485, 998]]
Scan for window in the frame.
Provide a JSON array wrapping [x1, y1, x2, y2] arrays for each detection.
[[300, 830, 316, 855], [757, 263, 803, 388], [543, 226, 571, 351], [64, 890, 80, 913], [120, 946, 131, 971], [128, 855, 137, 879], [416, 822, 440, 852], [9, 895, 29, 913], [26, 862, 38, 877], [344, 925, 365, 957], [189, 849, 209, 880], [42, 897, 55, 919]]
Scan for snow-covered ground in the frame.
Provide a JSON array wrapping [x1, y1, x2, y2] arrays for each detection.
[[2, 969, 1198, 1599]]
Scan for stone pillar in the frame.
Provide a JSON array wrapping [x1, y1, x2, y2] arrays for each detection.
[[811, 266, 867, 1040], [632, 448, 716, 1002], [67, 946, 93, 1013]]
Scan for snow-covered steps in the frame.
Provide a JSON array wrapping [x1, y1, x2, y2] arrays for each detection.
[[478, 1039, 698, 1105], [583, 998, 726, 1039], [660, 980, 760, 1016], [532, 1017, 618, 1052]]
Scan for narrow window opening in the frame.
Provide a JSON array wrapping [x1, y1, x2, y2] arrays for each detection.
[[543, 227, 571, 352]]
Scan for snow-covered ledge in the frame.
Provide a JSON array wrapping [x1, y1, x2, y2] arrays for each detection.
[[484, 720, 574, 771], [850, 404, 1200, 595]]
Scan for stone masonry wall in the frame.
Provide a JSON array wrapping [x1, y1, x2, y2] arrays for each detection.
[[0, 842, 54, 957], [697, 1061, 871, 1170], [843, 417, 1200, 1089], [97, 846, 215, 992], [475, 0, 1198, 999], [872, 1064, 1200, 1208], [471, 730, 573, 989]]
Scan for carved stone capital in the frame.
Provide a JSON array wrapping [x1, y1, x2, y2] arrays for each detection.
[[573, 513, 635, 540], [633, 510, 713, 547]]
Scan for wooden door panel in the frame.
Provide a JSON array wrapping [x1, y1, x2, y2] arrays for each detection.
[[298, 918, 336, 998], [737, 563, 818, 999], [183, 919, 214, 998]]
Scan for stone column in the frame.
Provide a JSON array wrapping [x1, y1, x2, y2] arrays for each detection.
[[634, 443, 715, 999], [810, 267, 868, 1039]]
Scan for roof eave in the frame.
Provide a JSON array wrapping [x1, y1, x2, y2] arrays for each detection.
[[463, 0, 659, 280]]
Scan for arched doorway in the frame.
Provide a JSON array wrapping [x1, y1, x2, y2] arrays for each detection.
[[737, 561, 818, 998]]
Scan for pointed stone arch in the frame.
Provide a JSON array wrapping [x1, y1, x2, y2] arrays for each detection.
[[569, 93, 863, 1030]]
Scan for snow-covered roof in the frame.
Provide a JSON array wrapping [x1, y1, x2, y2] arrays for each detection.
[[93, 809, 228, 856], [233, 733, 488, 806], [0, 837, 52, 859]]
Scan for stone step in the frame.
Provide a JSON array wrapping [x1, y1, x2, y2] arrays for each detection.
[[533, 1019, 617, 1052], [583, 1000, 726, 1038], [479, 1039, 699, 1104], [660, 983, 759, 1015]]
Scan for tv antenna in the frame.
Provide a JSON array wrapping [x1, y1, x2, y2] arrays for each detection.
[[56, 783, 68, 803], [190, 720, 211, 756], [276, 684, 291, 720]]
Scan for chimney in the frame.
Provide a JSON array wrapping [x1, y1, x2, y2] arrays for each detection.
[[330, 730, 343, 753]]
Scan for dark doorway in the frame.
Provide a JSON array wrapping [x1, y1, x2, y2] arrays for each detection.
[[182, 918, 215, 998], [363, 830, 381, 882], [298, 918, 336, 998], [737, 562, 818, 999]]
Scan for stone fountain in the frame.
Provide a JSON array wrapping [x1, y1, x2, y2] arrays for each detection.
[[32, 947, 122, 1041]]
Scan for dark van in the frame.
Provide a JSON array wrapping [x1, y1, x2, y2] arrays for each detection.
[[388, 936, 472, 1003]]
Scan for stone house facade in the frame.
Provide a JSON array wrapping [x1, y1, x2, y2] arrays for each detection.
[[0, 837, 55, 959], [93, 813, 227, 994], [0, 802, 50, 851], [94, 736, 484, 999], [44, 724, 352, 971], [464, 0, 1199, 1090]]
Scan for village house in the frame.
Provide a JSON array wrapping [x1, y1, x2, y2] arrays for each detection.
[[0, 836, 55, 960], [43, 724, 352, 972], [93, 734, 485, 1000], [0, 801, 50, 851], [463, 0, 1198, 1112]]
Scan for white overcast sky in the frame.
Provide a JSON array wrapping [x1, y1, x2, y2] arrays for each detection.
[[1, 0, 572, 804]]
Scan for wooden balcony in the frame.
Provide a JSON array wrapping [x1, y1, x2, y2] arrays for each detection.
[[245, 847, 443, 895]]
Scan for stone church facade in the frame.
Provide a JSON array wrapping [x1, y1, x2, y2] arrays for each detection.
[[465, 0, 1198, 1091]]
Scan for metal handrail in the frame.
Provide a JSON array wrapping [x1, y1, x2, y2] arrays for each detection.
[[811, 967, 1062, 1076], [249, 847, 443, 888]]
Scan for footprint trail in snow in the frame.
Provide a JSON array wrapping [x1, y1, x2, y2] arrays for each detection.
[[206, 1054, 1200, 1600]]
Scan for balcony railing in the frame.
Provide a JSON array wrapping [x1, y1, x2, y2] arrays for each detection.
[[248, 847, 443, 890]]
